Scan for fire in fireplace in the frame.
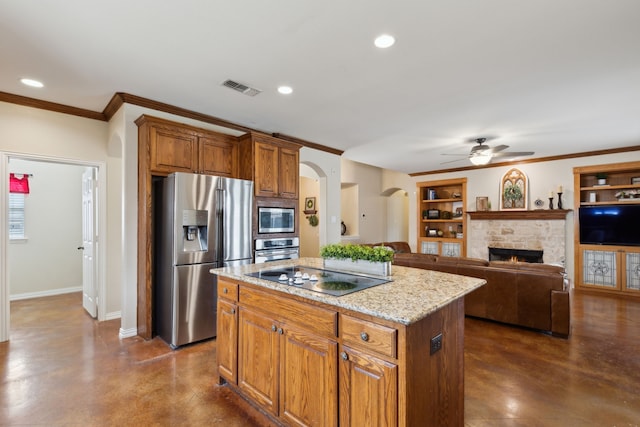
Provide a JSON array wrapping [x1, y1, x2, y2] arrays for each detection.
[[488, 247, 543, 263]]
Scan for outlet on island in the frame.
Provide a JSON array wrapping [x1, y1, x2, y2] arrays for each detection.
[[430, 333, 443, 355]]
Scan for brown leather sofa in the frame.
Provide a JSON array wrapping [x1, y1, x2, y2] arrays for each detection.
[[370, 242, 570, 337]]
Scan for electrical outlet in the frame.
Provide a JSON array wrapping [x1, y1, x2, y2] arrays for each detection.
[[430, 333, 443, 355]]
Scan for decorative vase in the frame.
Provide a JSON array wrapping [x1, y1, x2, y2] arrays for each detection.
[[323, 258, 391, 277]]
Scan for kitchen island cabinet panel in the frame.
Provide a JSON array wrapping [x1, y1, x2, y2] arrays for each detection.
[[216, 298, 238, 384], [213, 259, 485, 426], [339, 344, 398, 427], [280, 326, 338, 427], [238, 308, 280, 415]]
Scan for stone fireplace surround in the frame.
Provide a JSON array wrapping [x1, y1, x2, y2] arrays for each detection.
[[468, 211, 569, 266]]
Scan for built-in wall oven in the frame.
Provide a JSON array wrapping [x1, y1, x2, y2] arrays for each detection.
[[254, 237, 300, 263]]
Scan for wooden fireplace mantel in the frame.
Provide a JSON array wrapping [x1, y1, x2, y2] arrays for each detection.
[[468, 209, 572, 220]]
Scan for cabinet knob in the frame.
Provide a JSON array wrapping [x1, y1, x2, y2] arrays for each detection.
[[271, 325, 277, 332], [230, 308, 236, 315], [277, 328, 284, 335], [223, 288, 228, 294], [340, 351, 349, 361], [360, 332, 369, 342]]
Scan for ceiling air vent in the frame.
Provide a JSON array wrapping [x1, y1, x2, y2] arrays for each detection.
[[222, 79, 262, 97]]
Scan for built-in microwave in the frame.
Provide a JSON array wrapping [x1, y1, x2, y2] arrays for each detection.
[[258, 207, 295, 234]]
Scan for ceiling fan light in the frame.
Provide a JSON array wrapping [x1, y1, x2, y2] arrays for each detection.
[[470, 153, 491, 165]]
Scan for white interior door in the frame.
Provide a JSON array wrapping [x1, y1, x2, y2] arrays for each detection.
[[81, 167, 97, 318]]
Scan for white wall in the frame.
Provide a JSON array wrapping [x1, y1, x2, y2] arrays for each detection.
[[8, 159, 84, 298], [341, 159, 387, 244], [0, 102, 119, 329]]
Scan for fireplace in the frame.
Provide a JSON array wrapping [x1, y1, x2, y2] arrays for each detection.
[[489, 247, 543, 263]]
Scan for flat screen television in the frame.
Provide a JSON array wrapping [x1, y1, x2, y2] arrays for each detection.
[[579, 205, 640, 246]]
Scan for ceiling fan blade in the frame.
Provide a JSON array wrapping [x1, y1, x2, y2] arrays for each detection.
[[489, 144, 509, 153], [491, 151, 535, 158]]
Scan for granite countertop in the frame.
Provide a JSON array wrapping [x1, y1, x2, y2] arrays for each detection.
[[211, 257, 486, 326]]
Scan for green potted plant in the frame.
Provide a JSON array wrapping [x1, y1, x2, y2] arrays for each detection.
[[595, 173, 607, 185], [320, 243, 394, 276]]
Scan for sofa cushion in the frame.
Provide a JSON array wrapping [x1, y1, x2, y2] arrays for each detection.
[[489, 261, 564, 273], [382, 241, 412, 254], [437, 256, 489, 267]]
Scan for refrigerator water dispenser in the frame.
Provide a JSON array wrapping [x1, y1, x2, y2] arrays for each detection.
[[182, 209, 208, 252]]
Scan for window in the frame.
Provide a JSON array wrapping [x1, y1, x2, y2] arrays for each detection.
[[9, 192, 26, 240]]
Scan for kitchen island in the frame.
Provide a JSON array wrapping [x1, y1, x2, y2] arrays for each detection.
[[211, 257, 485, 427]]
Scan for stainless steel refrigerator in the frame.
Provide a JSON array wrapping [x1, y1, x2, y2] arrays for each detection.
[[155, 172, 253, 348]]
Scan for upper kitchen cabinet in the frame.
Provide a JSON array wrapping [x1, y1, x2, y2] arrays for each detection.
[[137, 115, 238, 177], [238, 133, 300, 199]]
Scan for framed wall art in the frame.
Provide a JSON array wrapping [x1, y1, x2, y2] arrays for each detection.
[[304, 197, 317, 214], [476, 196, 489, 211], [500, 168, 528, 210]]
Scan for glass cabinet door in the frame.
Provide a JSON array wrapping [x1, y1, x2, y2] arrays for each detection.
[[582, 249, 618, 289]]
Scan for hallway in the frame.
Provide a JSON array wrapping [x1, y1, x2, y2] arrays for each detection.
[[1, 291, 639, 426]]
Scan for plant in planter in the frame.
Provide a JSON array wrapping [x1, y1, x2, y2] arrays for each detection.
[[320, 243, 394, 276], [595, 173, 608, 185]]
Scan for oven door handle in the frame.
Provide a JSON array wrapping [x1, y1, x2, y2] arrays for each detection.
[[255, 248, 299, 257]]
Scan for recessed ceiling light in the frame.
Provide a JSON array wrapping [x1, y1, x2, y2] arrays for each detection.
[[374, 34, 395, 48], [278, 86, 293, 95], [20, 78, 44, 88]]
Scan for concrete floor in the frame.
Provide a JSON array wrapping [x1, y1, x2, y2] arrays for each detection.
[[1, 290, 639, 426]]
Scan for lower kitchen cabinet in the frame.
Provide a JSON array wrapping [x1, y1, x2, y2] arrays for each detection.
[[279, 324, 338, 426], [216, 279, 239, 384], [216, 299, 238, 383], [236, 288, 339, 426], [339, 345, 398, 427], [238, 308, 279, 413], [215, 279, 465, 427]]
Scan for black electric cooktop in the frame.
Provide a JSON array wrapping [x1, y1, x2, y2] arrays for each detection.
[[245, 265, 391, 297]]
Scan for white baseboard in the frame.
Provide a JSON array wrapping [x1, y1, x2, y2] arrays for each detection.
[[119, 327, 138, 339], [10, 286, 82, 301], [105, 311, 121, 321]]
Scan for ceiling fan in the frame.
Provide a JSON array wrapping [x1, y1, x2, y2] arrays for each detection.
[[441, 137, 535, 166]]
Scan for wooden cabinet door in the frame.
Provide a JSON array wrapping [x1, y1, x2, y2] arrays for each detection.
[[149, 125, 198, 173], [254, 141, 279, 197], [278, 146, 299, 199], [199, 135, 237, 177], [216, 299, 238, 383], [339, 345, 398, 427], [280, 325, 338, 427], [238, 308, 279, 415]]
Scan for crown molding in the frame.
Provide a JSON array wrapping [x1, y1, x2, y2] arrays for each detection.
[[409, 146, 640, 177], [0, 90, 340, 156], [0, 91, 106, 121]]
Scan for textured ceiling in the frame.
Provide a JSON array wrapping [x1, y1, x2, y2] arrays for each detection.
[[1, 0, 639, 174]]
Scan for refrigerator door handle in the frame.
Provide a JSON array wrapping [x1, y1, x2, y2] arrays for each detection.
[[216, 187, 225, 263]]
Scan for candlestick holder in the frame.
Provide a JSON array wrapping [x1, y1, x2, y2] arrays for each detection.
[[557, 192, 563, 209], [548, 197, 554, 210]]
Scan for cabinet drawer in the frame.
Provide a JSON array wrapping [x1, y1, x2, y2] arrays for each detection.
[[240, 287, 337, 338], [340, 314, 397, 358], [218, 279, 239, 302]]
